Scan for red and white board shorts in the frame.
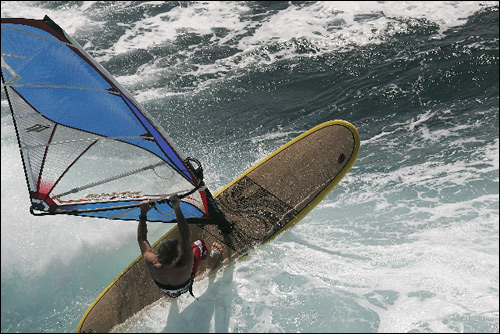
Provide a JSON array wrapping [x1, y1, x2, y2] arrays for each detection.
[[191, 239, 208, 275]]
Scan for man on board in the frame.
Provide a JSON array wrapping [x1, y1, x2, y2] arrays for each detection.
[[137, 195, 223, 298]]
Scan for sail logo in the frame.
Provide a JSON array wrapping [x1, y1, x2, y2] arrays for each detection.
[[85, 191, 143, 201], [26, 124, 51, 132]]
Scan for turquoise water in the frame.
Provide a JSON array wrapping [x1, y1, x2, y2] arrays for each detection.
[[1, 1, 498, 333]]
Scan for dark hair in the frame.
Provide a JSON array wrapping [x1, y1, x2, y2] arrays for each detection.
[[157, 239, 179, 265]]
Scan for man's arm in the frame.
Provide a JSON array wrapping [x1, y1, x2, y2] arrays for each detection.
[[170, 195, 192, 259], [138, 200, 153, 256]]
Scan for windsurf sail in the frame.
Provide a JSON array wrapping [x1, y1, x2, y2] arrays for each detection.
[[1, 16, 220, 223]]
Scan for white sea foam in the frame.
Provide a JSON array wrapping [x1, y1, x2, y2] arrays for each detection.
[[102, 1, 497, 54], [0, 136, 166, 279], [0, 1, 97, 35], [2, 1, 496, 101], [124, 0, 498, 100], [0, 150, 136, 280]]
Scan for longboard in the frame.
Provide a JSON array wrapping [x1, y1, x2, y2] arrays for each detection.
[[77, 120, 360, 333]]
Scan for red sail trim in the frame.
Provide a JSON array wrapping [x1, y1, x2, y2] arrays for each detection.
[[36, 124, 58, 197]]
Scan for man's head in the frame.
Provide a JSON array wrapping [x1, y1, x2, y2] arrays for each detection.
[[157, 239, 179, 265]]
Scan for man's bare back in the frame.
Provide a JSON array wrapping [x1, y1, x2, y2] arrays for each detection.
[[137, 195, 193, 286]]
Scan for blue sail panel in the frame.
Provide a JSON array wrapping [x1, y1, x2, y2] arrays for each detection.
[[57, 201, 206, 223]]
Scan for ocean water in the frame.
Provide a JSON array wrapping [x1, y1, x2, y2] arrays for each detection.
[[1, 1, 498, 333]]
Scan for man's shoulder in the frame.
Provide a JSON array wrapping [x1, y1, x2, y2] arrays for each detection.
[[143, 250, 159, 264]]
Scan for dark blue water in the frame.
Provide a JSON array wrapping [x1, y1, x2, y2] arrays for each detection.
[[1, 2, 498, 333]]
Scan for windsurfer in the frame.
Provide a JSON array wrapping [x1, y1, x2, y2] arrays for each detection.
[[137, 195, 223, 298]]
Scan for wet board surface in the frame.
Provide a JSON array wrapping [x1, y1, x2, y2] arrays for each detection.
[[77, 120, 360, 333]]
